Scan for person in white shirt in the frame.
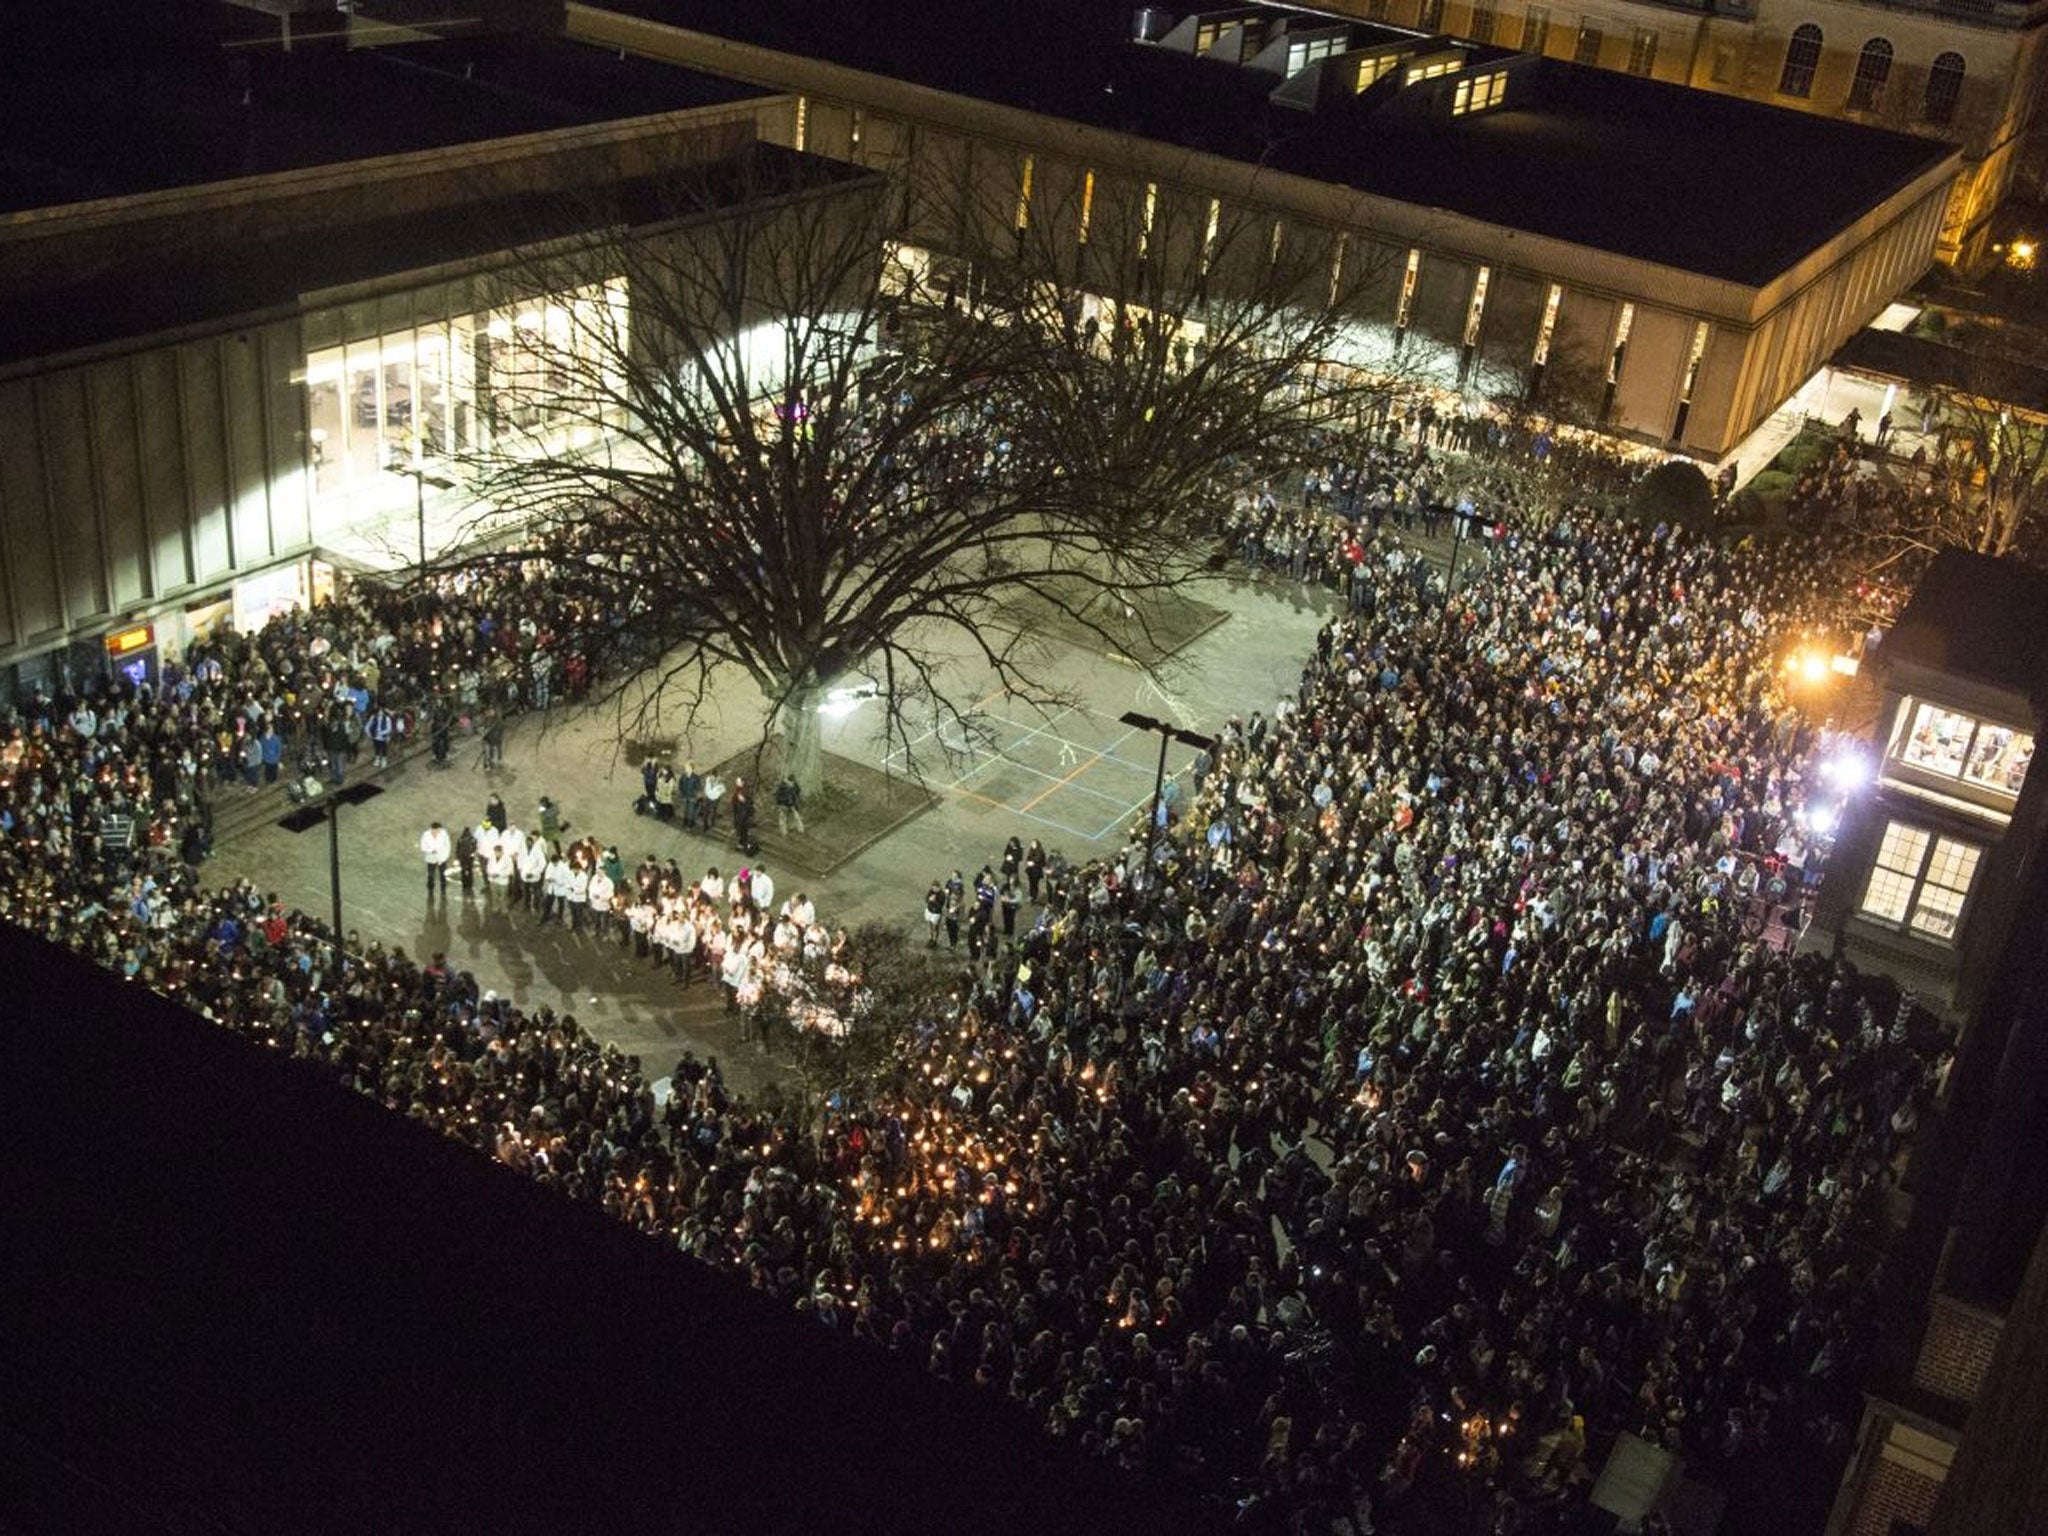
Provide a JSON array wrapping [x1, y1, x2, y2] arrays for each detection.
[[700, 866, 725, 904], [565, 858, 592, 934], [749, 865, 775, 913], [628, 898, 655, 958], [586, 866, 615, 941], [672, 909, 698, 984], [543, 852, 573, 924], [518, 837, 548, 911], [485, 837, 516, 903], [420, 821, 452, 900]]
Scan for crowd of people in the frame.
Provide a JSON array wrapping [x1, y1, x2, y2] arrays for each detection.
[[0, 456, 1943, 1532]]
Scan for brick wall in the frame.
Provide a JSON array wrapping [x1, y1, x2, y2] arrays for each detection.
[[1912, 1295, 2003, 1403]]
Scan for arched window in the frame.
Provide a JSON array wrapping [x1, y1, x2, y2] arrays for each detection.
[[1924, 52, 1965, 126], [1847, 38, 1893, 110], [1779, 24, 1822, 98]]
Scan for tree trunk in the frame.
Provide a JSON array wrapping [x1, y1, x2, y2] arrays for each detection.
[[770, 676, 825, 801]]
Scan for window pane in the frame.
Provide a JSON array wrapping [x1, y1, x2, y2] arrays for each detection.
[[1780, 24, 1822, 98], [1923, 837, 1980, 895], [1963, 726, 2033, 795], [1861, 865, 1915, 923], [1924, 52, 1964, 126], [1909, 881, 1967, 939], [1902, 703, 1975, 777], [1873, 821, 1930, 876]]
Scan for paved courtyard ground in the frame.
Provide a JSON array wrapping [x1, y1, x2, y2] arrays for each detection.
[[208, 571, 1338, 1093]]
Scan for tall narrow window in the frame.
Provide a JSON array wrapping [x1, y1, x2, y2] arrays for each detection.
[[1419, 0, 1446, 30], [1522, 6, 1550, 54], [1396, 248, 1422, 335], [1140, 181, 1158, 259], [1016, 155, 1035, 232], [1923, 51, 1964, 126], [792, 97, 809, 153], [1847, 38, 1893, 110], [1628, 27, 1658, 76], [1574, 21, 1603, 65], [1779, 24, 1822, 98], [1201, 197, 1222, 274], [1531, 283, 1563, 366], [1269, 219, 1285, 266], [1607, 302, 1634, 382], [1078, 170, 1096, 246], [1671, 320, 1710, 439], [849, 109, 864, 152], [1470, 2, 1497, 43], [1463, 266, 1492, 347], [1329, 234, 1349, 307]]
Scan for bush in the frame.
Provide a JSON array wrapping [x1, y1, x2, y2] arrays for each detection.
[[1627, 461, 1716, 531]]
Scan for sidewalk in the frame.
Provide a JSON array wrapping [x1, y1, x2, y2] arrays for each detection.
[[207, 571, 1329, 1089]]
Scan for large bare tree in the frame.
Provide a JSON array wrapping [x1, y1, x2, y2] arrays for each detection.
[[444, 149, 1395, 797]]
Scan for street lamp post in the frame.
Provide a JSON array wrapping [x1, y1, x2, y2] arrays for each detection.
[[389, 456, 458, 572], [279, 781, 384, 941], [1119, 711, 1214, 881]]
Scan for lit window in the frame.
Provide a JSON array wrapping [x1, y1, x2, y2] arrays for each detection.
[[792, 97, 809, 153], [1898, 700, 2034, 795], [1140, 181, 1158, 258], [1860, 821, 1981, 942], [1847, 38, 1893, 110], [1078, 169, 1095, 246], [1470, 3, 1497, 43], [1607, 301, 1633, 382], [1396, 249, 1421, 332], [1405, 57, 1462, 85], [1779, 24, 1822, 99], [1452, 71, 1509, 114], [1522, 6, 1550, 54], [1679, 320, 1709, 402], [1201, 198, 1221, 273], [1269, 219, 1285, 265], [1573, 21, 1602, 65], [1531, 283, 1562, 365], [1016, 155, 1035, 232], [1924, 52, 1965, 126], [849, 109, 863, 151], [1463, 266, 1491, 345], [1628, 27, 1657, 76], [1356, 54, 1400, 90]]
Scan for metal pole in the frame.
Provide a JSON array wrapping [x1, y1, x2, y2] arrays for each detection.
[[328, 798, 344, 939], [1144, 727, 1170, 880], [1446, 511, 1464, 611], [415, 470, 427, 571]]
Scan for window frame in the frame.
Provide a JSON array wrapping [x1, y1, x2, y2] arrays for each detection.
[[1924, 51, 1965, 126], [1858, 819, 1983, 943], [1627, 27, 1658, 77], [1890, 696, 2034, 800], [1847, 37, 1894, 111], [1779, 23, 1823, 99]]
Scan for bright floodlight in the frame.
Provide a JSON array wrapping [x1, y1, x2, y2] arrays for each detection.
[[1799, 651, 1829, 685], [1805, 804, 1839, 837], [1822, 751, 1869, 791], [819, 685, 878, 719]]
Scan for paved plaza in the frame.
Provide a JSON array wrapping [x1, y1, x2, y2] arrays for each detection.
[[207, 571, 1335, 1092]]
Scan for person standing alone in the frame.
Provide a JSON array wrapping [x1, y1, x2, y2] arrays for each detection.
[[420, 820, 451, 901]]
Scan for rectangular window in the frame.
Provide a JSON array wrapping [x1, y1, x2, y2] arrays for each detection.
[[1607, 301, 1633, 382], [792, 97, 809, 153], [1396, 249, 1422, 331], [1016, 155, 1035, 232], [1859, 820, 1982, 942], [1522, 6, 1550, 54], [1463, 265, 1492, 346], [1532, 283, 1563, 364], [1573, 21, 1603, 65], [1140, 181, 1158, 258], [1405, 57, 1462, 85], [1470, 2, 1497, 43], [1897, 700, 2035, 795], [1628, 27, 1657, 76], [1329, 234, 1349, 306], [1678, 320, 1709, 402], [1419, 0, 1446, 29], [1078, 169, 1096, 246], [1269, 219, 1285, 265], [1356, 53, 1400, 91], [849, 109, 863, 152], [1202, 197, 1222, 273], [1450, 71, 1508, 113]]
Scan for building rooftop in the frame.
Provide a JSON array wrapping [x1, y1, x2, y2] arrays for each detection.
[[0, 3, 771, 216], [598, 0, 1957, 286], [1884, 548, 2048, 715], [0, 924, 1214, 1536]]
